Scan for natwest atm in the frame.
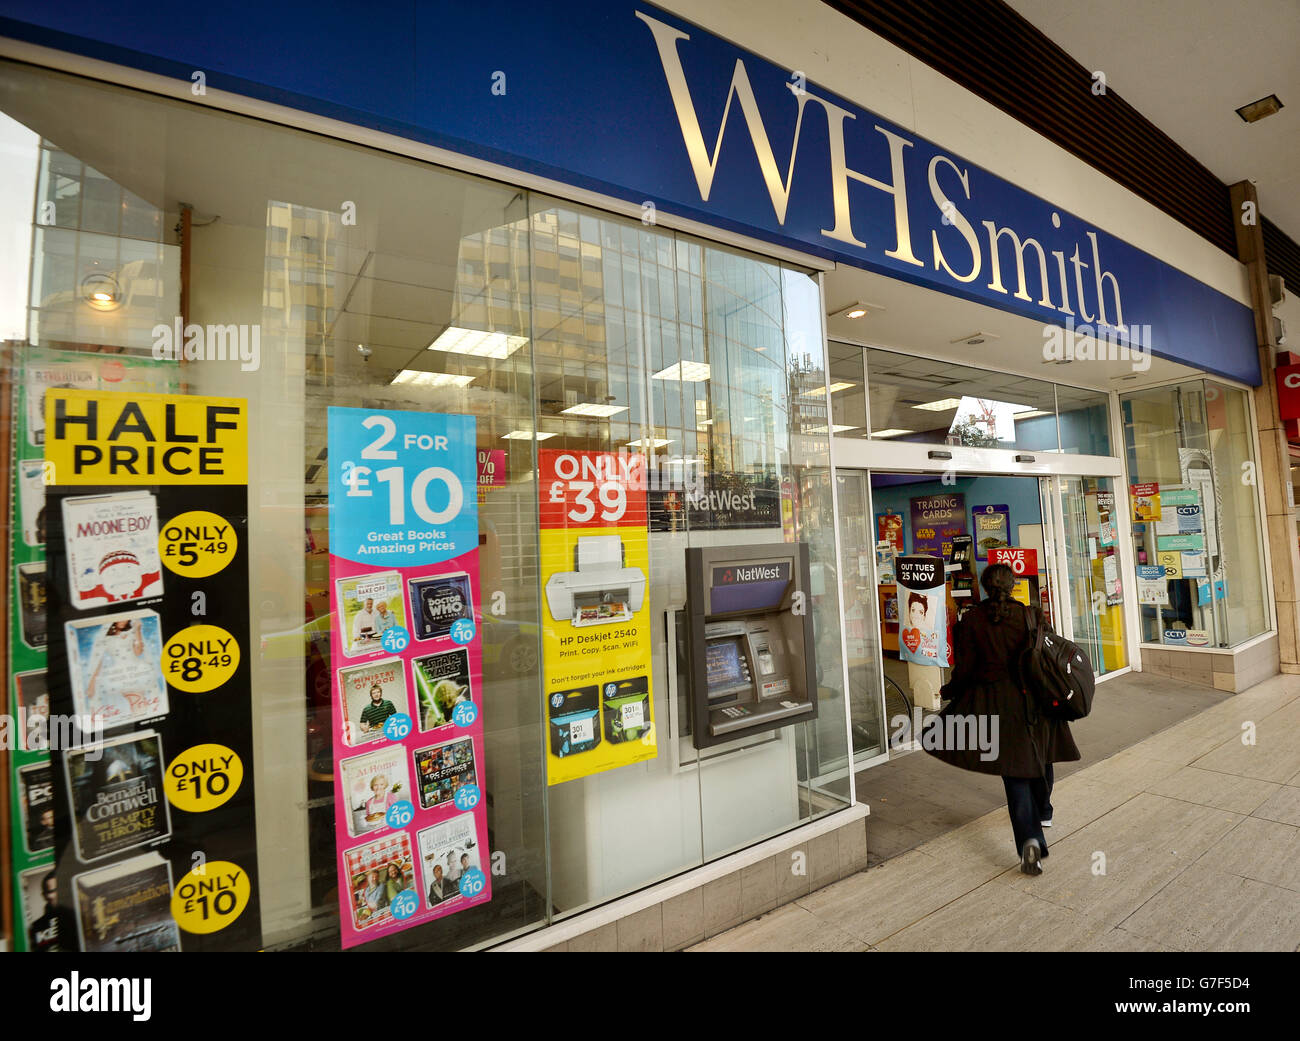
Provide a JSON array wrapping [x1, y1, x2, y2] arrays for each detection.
[[684, 542, 818, 749]]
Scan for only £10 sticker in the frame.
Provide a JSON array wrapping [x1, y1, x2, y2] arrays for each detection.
[[163, 624, 240, 693], [165, 744, 243, 812], [159, 510, 238, 578], [171, 860, 251, 934]]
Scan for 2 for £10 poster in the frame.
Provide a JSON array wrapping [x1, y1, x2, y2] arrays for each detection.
[[327, 407, 491, 949]]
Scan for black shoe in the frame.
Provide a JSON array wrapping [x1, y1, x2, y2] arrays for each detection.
[[1020, 840, 1043, 876]]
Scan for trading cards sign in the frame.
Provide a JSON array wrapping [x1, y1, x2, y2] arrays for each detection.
[[41, 389, 259, 951], [539, 449, 656, 786], [328, 407, 490, 948]]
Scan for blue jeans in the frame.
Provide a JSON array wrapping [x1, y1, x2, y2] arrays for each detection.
[[1002, 764, 1054, 858]]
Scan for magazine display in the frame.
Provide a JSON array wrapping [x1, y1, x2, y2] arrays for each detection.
[[65, 609, 168, 728], [65, 730, 170, 863], [340, 744, 411, 838], [336, 571, 406, 657], [73, 852, 181, 952], [417, 812, 481, 910], [338, 657, 409, 746], [412, 735, 477, 811], [19, 459, 45, 546], [62, 491, 163, 608], [344, 831, 417, 932], [14, 669, 49, 751], [18, 761, 55, 854], [408, 572, 473, 641], [411, 647, 473, 731]]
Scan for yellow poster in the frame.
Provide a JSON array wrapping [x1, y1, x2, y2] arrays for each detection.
[[1157, 550, 1183, 579], [539, 449, 656, 785]]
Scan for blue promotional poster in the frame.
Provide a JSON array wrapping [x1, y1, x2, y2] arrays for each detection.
[[326, 407, 490, 949], [896, 555, 949, 667]]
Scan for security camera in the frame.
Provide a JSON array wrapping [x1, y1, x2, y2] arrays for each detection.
[[356, 343, 372, 358]]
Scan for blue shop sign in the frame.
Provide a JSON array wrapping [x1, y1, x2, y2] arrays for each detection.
[[0, 0, 1259, 383]]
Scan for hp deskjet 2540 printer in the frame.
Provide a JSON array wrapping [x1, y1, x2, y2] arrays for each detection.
[[545, 534, 646, 627]]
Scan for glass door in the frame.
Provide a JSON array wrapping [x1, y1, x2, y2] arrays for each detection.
[[835, 470, 889, 761], [1042, 476, 1129, 675]]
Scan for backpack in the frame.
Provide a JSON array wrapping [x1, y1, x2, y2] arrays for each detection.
[[1018, 605, 1094, 721]]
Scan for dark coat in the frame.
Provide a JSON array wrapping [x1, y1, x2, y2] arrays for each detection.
[[924, 598, 1080, 778]]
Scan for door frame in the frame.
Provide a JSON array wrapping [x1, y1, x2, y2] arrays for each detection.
[[836, 450, 1140, 770]]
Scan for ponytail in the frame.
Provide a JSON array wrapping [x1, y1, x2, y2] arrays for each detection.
[[979, 563, 1018, 623]]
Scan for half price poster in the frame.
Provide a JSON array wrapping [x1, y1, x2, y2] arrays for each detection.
[[539, 449, 656, 785], [327, 407, 490, 948], [41, 388, 259, 951]]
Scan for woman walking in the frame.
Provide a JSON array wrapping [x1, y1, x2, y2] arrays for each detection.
[[925, 563, 1080, 875]]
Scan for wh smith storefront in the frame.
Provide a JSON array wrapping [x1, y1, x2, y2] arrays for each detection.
[[0, 0, 1271, 952]]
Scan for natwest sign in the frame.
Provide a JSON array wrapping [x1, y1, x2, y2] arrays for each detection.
[[988, 547, 1038, 575], [1276, 361, 1300, 423]]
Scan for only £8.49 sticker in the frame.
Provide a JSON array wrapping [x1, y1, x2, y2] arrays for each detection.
[[171, 860, 251, 934], [163, 624, 240, 693], [159, 510, 238, 578]]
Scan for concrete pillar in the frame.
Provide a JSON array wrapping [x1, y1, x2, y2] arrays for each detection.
[[1229, 180, 1300, 671]]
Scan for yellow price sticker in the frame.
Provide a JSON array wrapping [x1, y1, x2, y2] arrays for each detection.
[[159, 510, 238, 578], [165, 744, 243, 812], [163, 624, 240, 693], [171, 860, 251, 934]]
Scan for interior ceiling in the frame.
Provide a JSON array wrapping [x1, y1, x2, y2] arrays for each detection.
[[1005, 0, 1300, 242], [823, 262, 1201, 391]]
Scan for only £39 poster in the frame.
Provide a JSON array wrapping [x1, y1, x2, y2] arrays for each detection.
[[327, 407, 490, 948], [539, 449, 656, 785]]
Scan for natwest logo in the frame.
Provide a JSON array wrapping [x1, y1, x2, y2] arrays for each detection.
[[715, 563, 787, 585]]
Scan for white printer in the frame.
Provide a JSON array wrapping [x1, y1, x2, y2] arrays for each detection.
[[545, 534, 646, 627]]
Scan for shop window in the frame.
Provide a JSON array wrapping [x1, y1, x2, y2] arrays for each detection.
[[1121, 381, 1269, 648]]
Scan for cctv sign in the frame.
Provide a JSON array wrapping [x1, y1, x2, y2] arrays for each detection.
[[988, 547, 1038, 575]]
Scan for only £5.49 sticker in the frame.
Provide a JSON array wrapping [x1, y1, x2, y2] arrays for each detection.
[[163, 624, 240, 693], [159, 510, 238, 578], [171, 860, 251, 934]]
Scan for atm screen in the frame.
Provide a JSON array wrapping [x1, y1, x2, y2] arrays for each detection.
[[706, 639, 744, 688]]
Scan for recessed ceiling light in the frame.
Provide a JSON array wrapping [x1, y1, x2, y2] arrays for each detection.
[[626, 437, 672, 449], [1236, 94, 1283, 123], [427, 327, 529, 358], [830, 300, 881, 320], [391, 370, 476, 388], [502, 430, 557, 440], [951, 331, 998, 346], [561, 402, 628, 417], [871, 428, 914, 438], [806, 423, 860, 434], [912, 397, 963, 411], [805, 381, 857, 397], [651, 361, 711, 382]]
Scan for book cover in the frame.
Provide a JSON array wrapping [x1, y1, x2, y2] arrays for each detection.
[[411, 647, 472, 732], [65, 730, 171, 863], [343, 831, 417, 932], [412, 735, 477, 811], [338, 656, 409, 746], [21, 865, 75, 952], [19, 459, 46, 546], [335, 571, 406, 657], [62, 491, 163, 608], [18, 761, 55, 855], [14, 669, 50, 752], [407, 572, 473, 641], [66, 609, 168, 728], [73, 852, 181, 952], [17, 561, 47, 648], [25, 359, 98, 447], [416, 812, 482, 910], [339, 744, 411, 838]]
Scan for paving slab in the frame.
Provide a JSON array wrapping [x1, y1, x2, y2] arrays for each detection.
[[688, 902, 870, 952]]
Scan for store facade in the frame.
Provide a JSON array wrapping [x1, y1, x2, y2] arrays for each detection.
[[0, 0, 1274, 952]]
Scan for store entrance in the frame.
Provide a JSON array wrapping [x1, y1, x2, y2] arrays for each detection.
[[837, 469, 1128, 764]]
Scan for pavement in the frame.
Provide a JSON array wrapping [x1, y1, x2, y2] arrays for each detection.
[[690, 672, 1300, 952]]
